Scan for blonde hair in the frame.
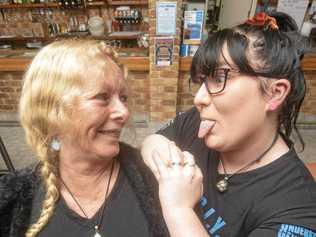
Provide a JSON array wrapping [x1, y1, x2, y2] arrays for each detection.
[[19, 39, 126, 237]]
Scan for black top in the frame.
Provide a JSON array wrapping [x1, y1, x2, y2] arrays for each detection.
[[0, 143, 170, 237], [158, 107, 316, 237], [30, 166, 150, 237]]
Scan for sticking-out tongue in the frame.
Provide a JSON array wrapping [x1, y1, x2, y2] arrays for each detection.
[[198, 120, 215, 138]]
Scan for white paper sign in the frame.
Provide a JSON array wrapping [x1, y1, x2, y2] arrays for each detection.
[[156, 2, 177, 35], [183, 10, 204, 44], [277, 0, 309, 29], [155, 37, 174, 66]]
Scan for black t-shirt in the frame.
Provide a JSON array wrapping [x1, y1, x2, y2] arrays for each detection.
[[30, 166, 150, 237], [158, 107, 316, 237]]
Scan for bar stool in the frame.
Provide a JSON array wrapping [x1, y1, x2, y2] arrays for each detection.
[[0, 136, 15, 176]]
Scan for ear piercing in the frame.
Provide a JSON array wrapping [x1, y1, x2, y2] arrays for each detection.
[[50, 138, 61, 152], [269, 102, 277, 111]]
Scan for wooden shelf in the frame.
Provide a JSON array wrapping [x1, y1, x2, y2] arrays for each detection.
[[0, 2, 59, 9], [106, 0, 147, 6], [0, 37, 46, 41], [0, 1, 106, 9], [86, 1, 106, 6], [0, 32, 145, 42], [107, 31, 142, 40], [0, 55, 149, 71]]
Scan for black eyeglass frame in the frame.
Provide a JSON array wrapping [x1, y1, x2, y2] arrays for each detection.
[[189, 68, 242, 95]]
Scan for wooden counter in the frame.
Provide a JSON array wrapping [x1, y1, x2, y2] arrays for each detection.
[[0, 51, 316, 72], [1, 53, 316, 72], [0, 56, 149, 72], [0, 48, 149, 72]]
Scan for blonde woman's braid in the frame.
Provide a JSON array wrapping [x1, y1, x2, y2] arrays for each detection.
[[25, 146, 59, 237]]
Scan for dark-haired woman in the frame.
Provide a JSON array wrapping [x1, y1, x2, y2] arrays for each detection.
[[142, 12, 316, 236]]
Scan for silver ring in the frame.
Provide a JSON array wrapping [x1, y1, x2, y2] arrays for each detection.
[[183, 161, 195, 167], [171, 161, 182, 166], [187, 163, 196, 167]]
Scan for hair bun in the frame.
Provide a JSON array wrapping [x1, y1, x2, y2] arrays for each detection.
[[269, 11, 298, 32], [270, 11, 309, 60]]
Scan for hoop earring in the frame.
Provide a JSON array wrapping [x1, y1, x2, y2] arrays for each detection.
[[50, 138, 61, 152]]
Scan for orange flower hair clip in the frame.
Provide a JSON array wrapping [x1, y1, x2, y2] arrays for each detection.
[[246, 12, 279, 30]]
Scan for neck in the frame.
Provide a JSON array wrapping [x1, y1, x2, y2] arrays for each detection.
[[219, 127, 289, 174], [59, 158, 118, 218], [58, 149, 118, 197]]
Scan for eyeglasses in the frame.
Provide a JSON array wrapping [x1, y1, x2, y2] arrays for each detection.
[[189, 68, 240, 95]]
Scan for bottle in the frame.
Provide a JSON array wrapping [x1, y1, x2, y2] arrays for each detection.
[[70, 0, 76, 8]]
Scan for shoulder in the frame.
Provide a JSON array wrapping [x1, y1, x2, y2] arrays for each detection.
[[0, 165, 36, 193], [118, 142, 142, 164], [118, 143, 169, 236], [119, 141, 139, 154], [118, 142, 157, 195], [118, 142, 150, 177], [249, 149, 316, 230], [270, 149, 316, 195], [0, 164, 38, 211], [258, 149, 316, 201]]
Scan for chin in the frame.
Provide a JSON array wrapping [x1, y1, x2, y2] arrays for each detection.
[[204, 134, 223, 151], [98, 143, 120, 159]]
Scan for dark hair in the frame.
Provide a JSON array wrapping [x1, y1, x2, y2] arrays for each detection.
[[191, 12, 308, 149]]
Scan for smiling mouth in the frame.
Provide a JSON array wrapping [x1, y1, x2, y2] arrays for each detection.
[[99, 129, 121, 138]]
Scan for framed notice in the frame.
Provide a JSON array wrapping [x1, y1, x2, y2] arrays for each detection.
[[277, 0, 309, 29], [155, 37, 174, 67], [183, 10, 204, 45], [156, 2, 177, 35]]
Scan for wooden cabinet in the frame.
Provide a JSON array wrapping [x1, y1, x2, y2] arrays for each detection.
[[0, 1, 110, 9], [0, 2, 59, 8], [0, 2, 115, 39], [107, 0, 147, 5], [0, 0, 148, 50]]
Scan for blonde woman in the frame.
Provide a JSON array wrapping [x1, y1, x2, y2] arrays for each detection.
[[0, 40, 169, 237]]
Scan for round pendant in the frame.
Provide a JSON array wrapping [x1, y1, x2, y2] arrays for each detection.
[[216, 178, 228, 192], [94, 232, 102, 237], [94, 226, 102, 237]]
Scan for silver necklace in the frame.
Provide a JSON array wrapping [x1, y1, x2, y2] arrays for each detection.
[[60, 160, 115, 237], [216, 132, 279, 192]]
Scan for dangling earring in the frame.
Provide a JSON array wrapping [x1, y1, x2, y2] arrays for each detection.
[[50, 138, 61, 152]]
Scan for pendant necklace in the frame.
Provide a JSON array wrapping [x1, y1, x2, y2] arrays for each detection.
[[60, 160, 115, 237], [216, 132, 279, 193]]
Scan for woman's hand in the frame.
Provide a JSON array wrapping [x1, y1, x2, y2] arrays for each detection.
[[141, 134, 172, 175], [142, 135, 208, 237], [152, 143, 203, 210]]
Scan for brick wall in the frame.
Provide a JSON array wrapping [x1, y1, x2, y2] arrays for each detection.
[[0, 71, 150, 115], [177, 71, 194, 112], [126, 71, 150, 116], [301, 72, 316, 116], [0, 72, 23, 112], [148, 0, 182, 121]]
